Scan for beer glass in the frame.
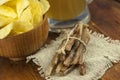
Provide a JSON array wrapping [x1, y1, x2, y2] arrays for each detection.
[[46, 0, 91, 28]]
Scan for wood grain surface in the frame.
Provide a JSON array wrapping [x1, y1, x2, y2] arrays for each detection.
[[0, 57, 45, 80], [88, 0, 120, 80], [0, 0, 120, 80], [89, 0, 120, 40]]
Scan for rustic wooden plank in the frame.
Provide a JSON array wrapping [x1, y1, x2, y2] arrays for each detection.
[[115, 0, 120, 3], [102, 63, 120, 80], [89, 0, 120, 80], [89, 0, 120, 39], [0, 57, 45, 80], [0, 0, 120, 80]]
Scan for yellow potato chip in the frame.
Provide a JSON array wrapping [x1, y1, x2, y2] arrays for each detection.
[[19, 6, 33, 24], [4, 0, 17, 10], [16, 0, 29, 18], [0, 5, 17, 18], [5, 0, 29, 18], [29, 0, 43, 26], [0, 15, 14, 27], [12, 21, 33, 34], [0, 0, 49, 39], [39, 0, 50, 14], [0, 22, 13, 39], [0, 0, 11, 5]]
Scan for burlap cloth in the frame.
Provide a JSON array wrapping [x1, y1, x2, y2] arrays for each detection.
[[27, 30, 120, 80]]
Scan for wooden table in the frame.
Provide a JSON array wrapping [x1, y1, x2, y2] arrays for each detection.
[[0, 0, 120, 80]]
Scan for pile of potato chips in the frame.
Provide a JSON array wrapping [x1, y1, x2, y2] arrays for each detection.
[[0, 0, 50, 39]]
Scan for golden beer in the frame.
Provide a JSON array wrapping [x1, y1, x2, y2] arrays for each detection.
[[46, 0, 86, 21]]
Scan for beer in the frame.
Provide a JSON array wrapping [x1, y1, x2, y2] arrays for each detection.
[[46, 0, 86, 21]]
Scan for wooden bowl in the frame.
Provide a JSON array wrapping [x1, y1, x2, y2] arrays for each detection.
[[0, 17, 49, 61]]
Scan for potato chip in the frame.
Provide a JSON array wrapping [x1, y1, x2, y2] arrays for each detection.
[[0, 0, 50, 39], [29, 0, 43, 26], [16, 0, 29, 18], [12, 21, 33, 34], [19, 6, 33, 24], [0, 5, 17, 18], [0, 22, 13, 39], [0, 15, 14, 27], [0, 0, 11, 5], [39, 0, 50, 14], [5, 0, 29, 18], [4, 0, 17, 10]]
